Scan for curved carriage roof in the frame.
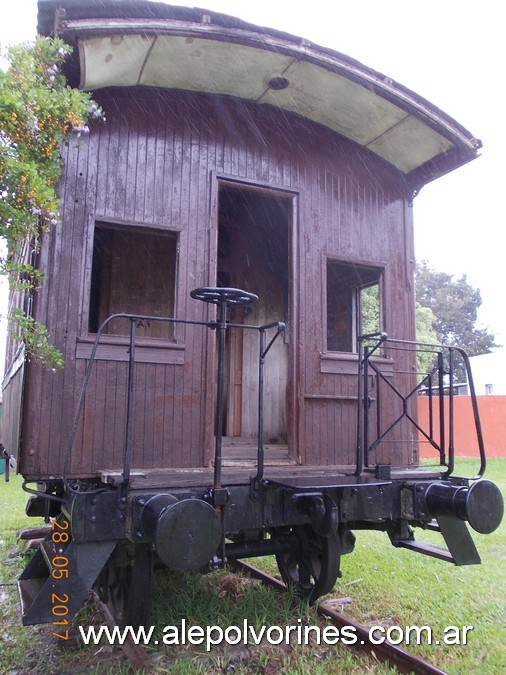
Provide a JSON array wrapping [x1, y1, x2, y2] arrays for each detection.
[[38, 0, 481, 191]]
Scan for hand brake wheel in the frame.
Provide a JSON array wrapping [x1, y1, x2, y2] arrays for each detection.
[[190, 286, 258, 306]]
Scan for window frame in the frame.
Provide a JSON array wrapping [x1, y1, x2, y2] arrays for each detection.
[[77, 216, 183, 364], [323, 256, 385, 356]]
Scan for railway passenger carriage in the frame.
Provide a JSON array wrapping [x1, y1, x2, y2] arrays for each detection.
[[2, 0, 503, 627]]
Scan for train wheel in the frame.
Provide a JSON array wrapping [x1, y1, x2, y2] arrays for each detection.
[[97, 544, 153, 628], [275, 525, 340, 604]]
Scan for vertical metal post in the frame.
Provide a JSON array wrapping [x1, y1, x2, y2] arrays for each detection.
[[355, 340, 364, 476], [252, 321, 285, 491], [437, 351, 446, 466], [376, 364, 381, 443], [213, 299, 228, 489], [123, 318, 137, 489], [428, 372, 434, 441], [363, 345, 370, 467], [1, 444, 9, 482], [461, 348, 486, 478], [448, 347, 455, 475], [256, 327, 266, 481]]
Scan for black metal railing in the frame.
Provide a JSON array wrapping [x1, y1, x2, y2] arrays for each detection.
[[62, 288, 285, 496], [356, 333, 486, 479]]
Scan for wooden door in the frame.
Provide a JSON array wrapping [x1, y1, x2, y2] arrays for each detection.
[[218, 185, 291, 450]]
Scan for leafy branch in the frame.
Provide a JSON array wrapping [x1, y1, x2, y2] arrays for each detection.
[[0, 36, 105, 367]]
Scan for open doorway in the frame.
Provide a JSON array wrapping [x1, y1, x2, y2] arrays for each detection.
[[217, 184, 292, 463]]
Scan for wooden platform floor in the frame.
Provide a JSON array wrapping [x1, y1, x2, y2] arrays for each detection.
[[220, 439, 293, 467], [99, 464, 443, 491]]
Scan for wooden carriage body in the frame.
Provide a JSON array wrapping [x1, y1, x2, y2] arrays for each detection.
[[2, 1, 481, 481], [7, 4, 506, 632]]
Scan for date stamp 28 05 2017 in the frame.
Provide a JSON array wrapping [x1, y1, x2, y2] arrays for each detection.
[[50, 517, 71, 641]]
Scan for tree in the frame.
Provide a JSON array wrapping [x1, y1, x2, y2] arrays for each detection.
[[0, 37, 104, 366], [415, 261, 497, 381], [415, 301, 439, 375], [361, 283, 380, 335]]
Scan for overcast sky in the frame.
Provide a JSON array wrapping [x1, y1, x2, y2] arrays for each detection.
[[1, 0, 504, 344]]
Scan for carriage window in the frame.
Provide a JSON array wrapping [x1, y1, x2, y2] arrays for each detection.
[[326, 260, 382, 352], [88, 222, 178, 339]]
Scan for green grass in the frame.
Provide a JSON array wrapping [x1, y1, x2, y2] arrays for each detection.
[[0, 473, 46, 531], [1, 475, 51, 671], [148, 571, 397, 673], [0, 473, 47, 589], [332, 458, 506, 673], [1, 461, 505, 673]]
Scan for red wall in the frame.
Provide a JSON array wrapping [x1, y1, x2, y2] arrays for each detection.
[[418, 395, 506, 459]]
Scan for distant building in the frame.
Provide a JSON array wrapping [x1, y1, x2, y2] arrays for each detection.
[[469, 350, 506, 395]]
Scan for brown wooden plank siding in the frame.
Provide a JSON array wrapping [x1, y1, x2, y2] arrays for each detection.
[[0, 359, 24, 463], [15, 89, 416, 479]]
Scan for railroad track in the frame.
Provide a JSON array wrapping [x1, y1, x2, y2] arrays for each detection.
[[95, 595, 152, 670], [96, 561, 446, 674], [230, 559, 446, 675]]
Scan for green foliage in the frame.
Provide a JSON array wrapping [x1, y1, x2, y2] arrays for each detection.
[[10, 307, 65, 368], [415, 301, 439, 375], [415, 260, 497, 355], [415, 301, 438, 345], [360, 283, 380, 335], [415, 260, 498, 382], [0, 36, 105, 367]]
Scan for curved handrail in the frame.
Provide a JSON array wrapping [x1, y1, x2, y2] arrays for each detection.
[[60, 310, 286, 496], [356, 334, 486, 481]]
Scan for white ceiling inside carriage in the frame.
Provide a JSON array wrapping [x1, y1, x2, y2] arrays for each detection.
[[77, 29, 476, 177]]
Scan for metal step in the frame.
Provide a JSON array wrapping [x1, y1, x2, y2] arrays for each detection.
[[18, 533, 116, 626], [396, 539, 455, 563], [436, 515, 481, 565], [395, 516, 481, 566]]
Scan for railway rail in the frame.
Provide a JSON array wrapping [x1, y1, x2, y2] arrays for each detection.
[[96, 594, 152, 670], [92, 559, 447, 673], [230, 559, 446, 675]]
